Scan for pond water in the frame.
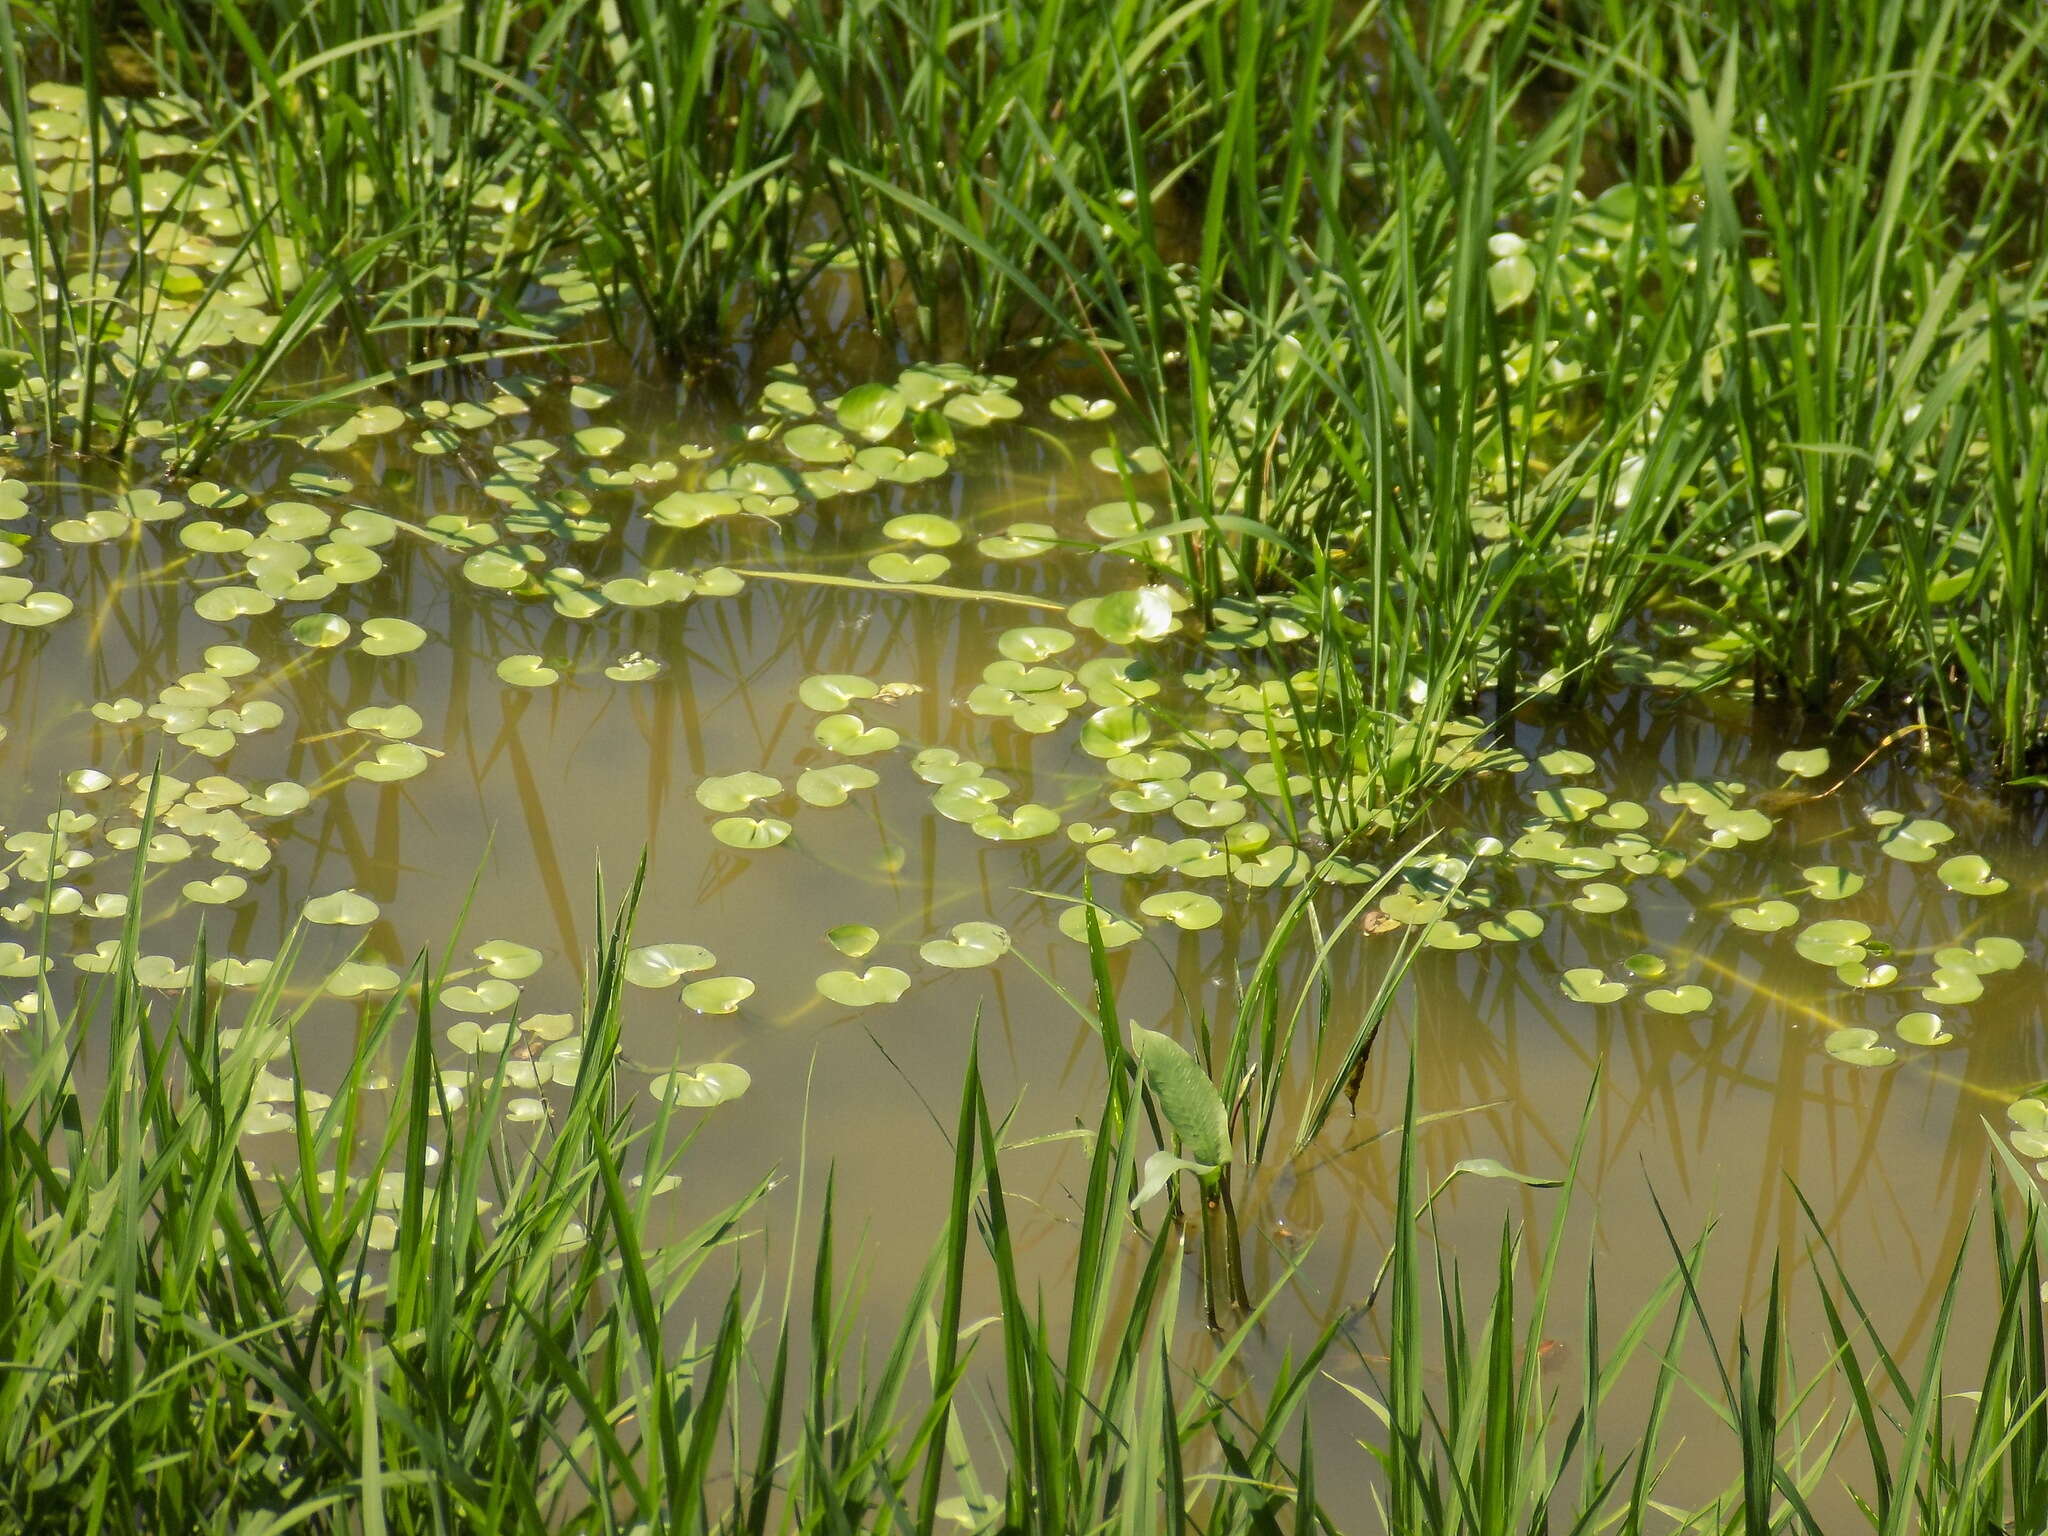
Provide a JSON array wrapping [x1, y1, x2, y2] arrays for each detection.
[[2, 340, 2043, 1510]]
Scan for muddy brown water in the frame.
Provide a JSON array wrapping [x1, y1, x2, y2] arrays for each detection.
[[2, 352, 2044, 1519]]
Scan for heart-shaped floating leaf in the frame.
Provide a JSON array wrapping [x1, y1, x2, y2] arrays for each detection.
[[1451, 1157, 1563, 1188], [444, 978, 518, 1013], [1475, 909, 1545, 943], [1824, 1028, 1897, 1068], [681, 976, 754, 1014], [1922, 966, 1984, 1006], [356, 745, 432, 794], [827, 924, 879, 958], [796, 764, 879, 807], [815, 713, 900, 756], [1537, 749, 1595, 776], [1560, 968, 1627, 1004], [1802, 865, 1864, 900], [182, 874, 247, 905], [1878, 818, 1954, 863], [919, 922, 1011, 969], [816, 965, 912, 1008], [712, 816, 791, 850], [696, 771, 783, 812], [1643, 985, 1712, 1015], [971, 803, 1059, 841], [869, 551, 951, 583], [1777, 747, 1831, 778], [292, 612, 351, 648], [1057, 904, 1141, 948], [304, 889, 379, 926], [1131, 1025, 1229, 1167], [799, 675, 879, 714], [1730, 899, 1800, 932], [348, 704, 424, 740], [1897, 1011, 1952, 1046], [496, 654, 560, 688], [834, 382, 906, 441], [447, 1019, 512, 1053], [1534, 786, 1606, 822], [649, 1063, 751, 1108], [358, 617, 427, 655], [320, 959, 394, 996], [475, 940, 543, 980], [1936, 854, 2008, 896], [1139, 891, 1224, 931], [1835, 960, 1899, 989], [625, 943, 715, 989], [1080, 585, 1177, 645], [1423, 921, 1482, 951], [606, 652, 664, 682], [882, 512, 963, 548], [1943, 936, 2024, 974], [1570, 883, 1628, 915], [979, 522, 1059, 558], [1795, 918, 1871, 967], [1591, 800, 1649, 831]]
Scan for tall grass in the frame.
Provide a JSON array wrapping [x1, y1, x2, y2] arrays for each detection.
[[8, 0, 2045, 780], [10, 872, 2048, 1530]]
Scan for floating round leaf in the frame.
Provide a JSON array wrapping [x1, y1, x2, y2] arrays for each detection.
[[625, 943, 715, 988], [355, 743, 432, 783], [359, 618, 427, 656], [1560, 968, 1627, 1004], [998, 627, 1074, 663], [1936, 854, 2009, 897], [1537, 749, 1595, 776], [1802, 866, 1864, 901], [681, 976, 754, 1015], [182, 874, 247, 905], [1824, 1028, 1897, 1068], [814, 713, 899, 756], [827, 924, 879, 958], [1878, 818, 1954, 863], [304, 889, 379, 926], [796, 764, 879, 807], [834, 382, 906, 441], [815, 965, 912, 1008], [1570, 883, 1627, 915], [1776, 748, 1831, 778], [799, 674, 879, 712], [1643, 985, 1712, 1015], [1922, 966, 1984, 1006], [970, 803, 1059, 841], [650, 1063, 751, 1108], [475, 940, 543, 980], [919, 921, 1011, 969], [1730, 900, 1800, 932], [979, 522, 1059, 559], [1897, 1011, 1952, 1046], [1795, 918, 1871, 967], [869, 551, 951, 583], [696, 771, 782, 812], [1139, 892, 1224, 931], [783, 423, 850, 463], [711, 816, 791, 850], [1475, 909, 1545, 943], [496, 654, 559, 688], [882, 513, 962, 548]]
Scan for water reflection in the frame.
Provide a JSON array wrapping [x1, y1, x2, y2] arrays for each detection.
[[2, 355, 2043, 1513]]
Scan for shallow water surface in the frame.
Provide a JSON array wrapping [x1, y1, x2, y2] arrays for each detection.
[[2, 354, 2043, 1511]]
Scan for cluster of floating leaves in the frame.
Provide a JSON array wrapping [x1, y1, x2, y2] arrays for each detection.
[[0, 321, 2035, 1166]]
